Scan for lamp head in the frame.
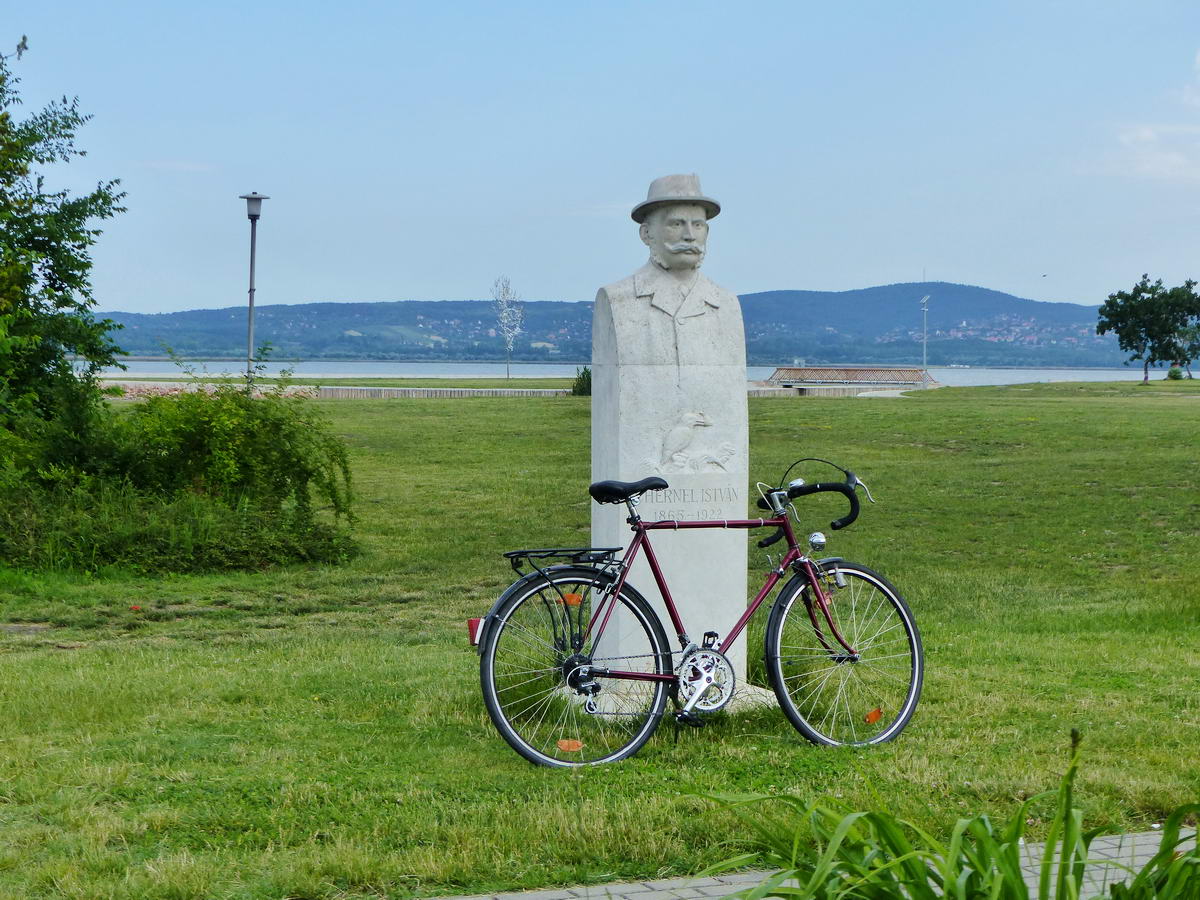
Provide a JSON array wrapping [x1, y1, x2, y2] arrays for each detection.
[[239, 192, 270, 219]]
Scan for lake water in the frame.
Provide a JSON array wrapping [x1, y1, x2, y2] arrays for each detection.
[[102, 359, 1153, 387]]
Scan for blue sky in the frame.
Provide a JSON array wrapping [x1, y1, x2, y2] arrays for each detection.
[[12, 1, 1200, 313]]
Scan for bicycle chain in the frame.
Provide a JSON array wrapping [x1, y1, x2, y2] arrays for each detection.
[[586, 648, 703, 666], [587, 653, 670, 663]]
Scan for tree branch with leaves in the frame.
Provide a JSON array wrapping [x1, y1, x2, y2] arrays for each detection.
[[1, 39, 126, 434]]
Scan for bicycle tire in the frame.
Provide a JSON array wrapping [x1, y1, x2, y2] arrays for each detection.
[[480, 566, 671, 767], [765, 560, 922, 746]]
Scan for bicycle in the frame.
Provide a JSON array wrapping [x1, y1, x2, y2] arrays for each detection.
[[475, 458, 923, 767]]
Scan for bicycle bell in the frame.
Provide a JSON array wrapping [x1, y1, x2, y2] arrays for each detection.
[[808, 531, 826, 551]]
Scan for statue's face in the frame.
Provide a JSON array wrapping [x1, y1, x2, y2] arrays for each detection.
[[641, 203, 709, 270]]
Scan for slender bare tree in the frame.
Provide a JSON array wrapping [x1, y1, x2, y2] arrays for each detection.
[[492, 275, 524, 379]]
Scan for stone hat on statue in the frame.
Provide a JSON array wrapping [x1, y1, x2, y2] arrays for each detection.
[[631, 174, 721, 223]]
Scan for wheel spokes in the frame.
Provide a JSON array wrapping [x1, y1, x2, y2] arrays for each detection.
[[487, 576, 666, 765], [774, 568, 919, 745]]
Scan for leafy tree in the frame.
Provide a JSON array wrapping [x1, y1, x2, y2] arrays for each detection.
[[1096, 275, 1198, 383], [0, 41, 125, 438], [1175, 322, 1200, 379]]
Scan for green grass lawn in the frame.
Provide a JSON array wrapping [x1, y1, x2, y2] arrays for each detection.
[[1, 382, 1198, 899]]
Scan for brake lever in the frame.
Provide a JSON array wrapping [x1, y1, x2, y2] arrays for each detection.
[[857, 478, 877, 503], [846, 470, 877, 503]]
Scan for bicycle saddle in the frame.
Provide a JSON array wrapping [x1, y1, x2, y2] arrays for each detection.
[[588, 477, 669, 504]]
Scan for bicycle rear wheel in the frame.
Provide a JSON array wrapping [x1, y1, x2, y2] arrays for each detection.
[[765, 561, 922, 746], [480, 567, 670, 767]]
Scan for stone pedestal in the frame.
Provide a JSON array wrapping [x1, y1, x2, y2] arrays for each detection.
[[591, 290, 750, 677]]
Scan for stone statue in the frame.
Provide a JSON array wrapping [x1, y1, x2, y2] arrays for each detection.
[[591, 174, 753, 681], [592, 175, 747, 476]]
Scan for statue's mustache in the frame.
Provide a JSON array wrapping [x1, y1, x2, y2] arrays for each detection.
[[665, 242, 703, 254]]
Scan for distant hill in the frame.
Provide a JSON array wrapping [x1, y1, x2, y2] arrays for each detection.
[[102, 299, 593, 363], [738, 283, 1115, 366], [100, 281, 1121, 367]]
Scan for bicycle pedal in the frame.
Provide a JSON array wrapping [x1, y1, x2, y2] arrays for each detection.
[[674, 711, 706, 728]]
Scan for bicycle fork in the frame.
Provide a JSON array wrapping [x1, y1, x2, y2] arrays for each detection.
[[802, 560, 859, 661]]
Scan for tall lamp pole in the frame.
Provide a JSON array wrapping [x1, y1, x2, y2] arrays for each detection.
[[239, 192, 269, 384], [919, 294, 930, 388]]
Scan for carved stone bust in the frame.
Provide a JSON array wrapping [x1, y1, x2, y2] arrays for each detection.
[[592, 174, 747, 474]]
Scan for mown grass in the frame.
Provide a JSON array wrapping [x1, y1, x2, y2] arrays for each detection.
[[1, 381, 1197, 899]]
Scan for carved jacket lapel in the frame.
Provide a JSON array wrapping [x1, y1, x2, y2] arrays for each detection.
[[635, 265, 681, 318], [678, 291, 720, 319], [634, 262, 721, 319]]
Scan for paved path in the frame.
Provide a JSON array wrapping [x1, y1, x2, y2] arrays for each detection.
[[432, 829, 1194, 900]]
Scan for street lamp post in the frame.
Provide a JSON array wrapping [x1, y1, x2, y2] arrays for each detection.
[[919, 294, 930, 388], [239, 192, 269, 384]]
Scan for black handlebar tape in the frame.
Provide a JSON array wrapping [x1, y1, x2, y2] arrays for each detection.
[[786, 481, 849, 499], [756, 497, 772, 511], [830, 489, 860, 531], [757, 528, 785, 548], [786, 481, 861, 531]]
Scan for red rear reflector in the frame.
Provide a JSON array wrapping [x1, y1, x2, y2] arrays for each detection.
[[467, 618, 483, 645], [865, 707, 883, 724]]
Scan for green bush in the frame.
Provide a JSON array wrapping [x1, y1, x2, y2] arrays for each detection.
[[119, 382, 352, 522], [0, 377, 356, 573], [703, 732, 1199, 899], [0, 424, 37, 484], [0, 476, 354, 574], [1167, 366, 1184, 380], [572, 365, 592, 396]]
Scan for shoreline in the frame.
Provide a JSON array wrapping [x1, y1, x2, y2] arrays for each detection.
[[104, 356, 1139, 372]]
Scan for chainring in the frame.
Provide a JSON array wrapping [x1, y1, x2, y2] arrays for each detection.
[[677, 648, 736, 713]]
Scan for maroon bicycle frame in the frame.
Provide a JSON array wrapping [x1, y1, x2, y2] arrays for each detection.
[[584, 510, 858, 684]]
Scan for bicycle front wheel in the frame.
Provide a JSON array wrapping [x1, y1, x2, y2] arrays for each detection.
[[765, 561, 922, 746], [480, 567, 670, 767]]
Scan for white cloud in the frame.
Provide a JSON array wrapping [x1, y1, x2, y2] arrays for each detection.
[[1104, 124, 1200, 182], [1093, 52, 1200, 183]]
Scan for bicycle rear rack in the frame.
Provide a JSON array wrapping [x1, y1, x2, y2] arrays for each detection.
[[503, 547, 623, 575]]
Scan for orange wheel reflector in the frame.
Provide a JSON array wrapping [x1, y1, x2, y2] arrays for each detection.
[[557, 739, 584, 752], [561, 593, 583, 607], [865, 707, 883, 725]]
